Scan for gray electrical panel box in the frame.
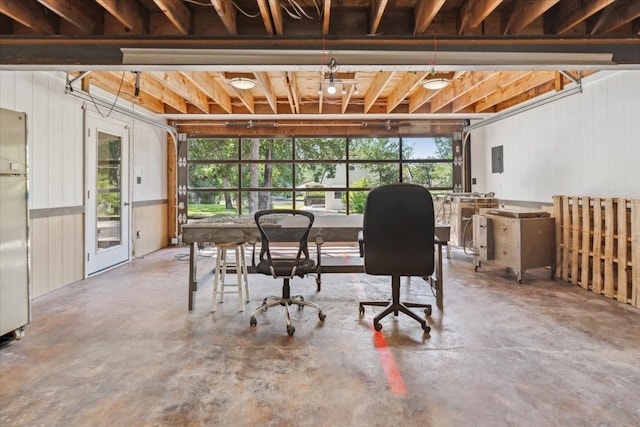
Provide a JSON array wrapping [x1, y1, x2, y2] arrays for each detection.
[[491, 145, 504, 173]]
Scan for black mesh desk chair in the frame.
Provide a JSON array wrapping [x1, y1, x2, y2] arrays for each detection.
[[250, 209, 326, 336], [358, 183, 435, 333]]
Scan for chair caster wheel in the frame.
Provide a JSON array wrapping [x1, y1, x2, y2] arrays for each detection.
[[250, 316, 257, 327], [424, 306, 432, 316], [374, 322, 382, 331], [287, 325, 295, 336], [359, 306, 365, 316], [318, 312, 326, 321]]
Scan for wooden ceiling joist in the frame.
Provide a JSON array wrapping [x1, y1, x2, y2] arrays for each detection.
[[590, 0, 640, 34], [256, 0, 274, 36], [95, 0, 149, 34], [458, 0, 503, 35], [414, 0, 446, 35], [544, 0, 614, 35], [369, 0, 388, 36], [153, 0, 191, 35], [503, 0, 560, 35], [210, 0, 237, 36], [37, 0, 103, 35], [182, 71, 232, 114], [268, 0, 284, 36], [0, 0, 59, 34]]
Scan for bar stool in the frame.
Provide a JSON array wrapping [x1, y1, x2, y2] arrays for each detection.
[[212, 242, 250, 312]]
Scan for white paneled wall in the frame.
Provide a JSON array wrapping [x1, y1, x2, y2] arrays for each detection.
[[470, 70, 640, 202], [0, 71, 170, 296]]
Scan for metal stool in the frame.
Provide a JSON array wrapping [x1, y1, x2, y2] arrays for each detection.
[[212, 242, 250, 311]]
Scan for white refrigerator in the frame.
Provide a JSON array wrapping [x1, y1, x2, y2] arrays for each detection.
[[0, 107, 30, 339]]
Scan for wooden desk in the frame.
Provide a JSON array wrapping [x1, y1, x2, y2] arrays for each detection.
[[182, 214, 448, 311]]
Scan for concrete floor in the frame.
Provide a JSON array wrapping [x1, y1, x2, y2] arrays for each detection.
[[1, 245, 639, 427]]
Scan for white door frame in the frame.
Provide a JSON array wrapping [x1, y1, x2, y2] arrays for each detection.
[[85, 111, 130, 276]]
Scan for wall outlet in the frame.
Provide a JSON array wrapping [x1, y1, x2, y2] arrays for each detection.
[[136, 231, 141, 239]]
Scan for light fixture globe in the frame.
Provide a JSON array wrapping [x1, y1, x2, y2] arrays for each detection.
[[326, 83, 337, 95], [422, 78, 449, 90], [229, 77, 256, 90]]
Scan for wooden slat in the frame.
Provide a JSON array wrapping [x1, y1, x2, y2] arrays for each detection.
[[182, 71, 232, 114], [632, 200, 640, 308], [617, 199, 629, 302], [431, 70, 494, 113], [603, 199, 615, 297], [592, 197, 603, 294], [580, 196, 591, 289], [571, 196, 580, 284], [452, 71, 529, 113], [553, 195, 563, 279], [562, 196, 570, 281], [148, 71, 210, 113], [90, 72, 165, 114], [322, 0, 331, 35], [475, 71, 554, 112], [254, 72, 278, 114]]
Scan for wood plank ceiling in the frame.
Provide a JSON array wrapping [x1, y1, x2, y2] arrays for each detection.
[[1, 0, 639, 124]]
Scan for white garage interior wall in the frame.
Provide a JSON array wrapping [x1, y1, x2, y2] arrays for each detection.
[[0, 71, 169, 297], [469, 70, 640, 204]]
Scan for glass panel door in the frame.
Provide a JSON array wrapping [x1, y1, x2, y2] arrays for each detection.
[[86, 112, 129, 276], [96, 132, 122, 251]]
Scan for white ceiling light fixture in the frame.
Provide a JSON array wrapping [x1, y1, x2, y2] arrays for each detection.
[[228, 77, 257, 90], [327, 74, 337, 94], [422, 77, 450, 90]]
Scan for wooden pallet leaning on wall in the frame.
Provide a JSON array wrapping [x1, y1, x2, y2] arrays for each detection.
[[553, 196, 639, 308]]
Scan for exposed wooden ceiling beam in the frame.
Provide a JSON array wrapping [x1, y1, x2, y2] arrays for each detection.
[[95, 0, 149, 34], [474, 71, 555, 112], [386, 72, 429, 113], [322, 0, 331, 35], [0, 0, 58, 34], [147, 71, 209, 113], [590, 0, 640, 34], [97, 71, 165, 113], [544, 0, 614, 35], [268, 0, 284, 36], [210, 0, 237, 36], [503, 0, 559, 35], [496, 80, 556, 111], [430, 71, 494, 112], [285, 72, 300, 114], [369, 0, 388, 36], [413, 0, 446, 35], [153, 0, 191, 35], [458, 0, 503, 35], [182, 71, 232, 114], [37, 0, 103, 35], [254, 72, 278, 114], [364, 72, 394, 113], [256, 0, 274, 36], [451, 71, 530, 112]]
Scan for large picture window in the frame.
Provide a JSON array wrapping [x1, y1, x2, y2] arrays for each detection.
[[185, 135, 456, 217]]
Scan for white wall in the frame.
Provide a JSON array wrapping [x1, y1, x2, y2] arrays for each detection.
[[0, 71, 169, 295], [469, 70, 640, 203]]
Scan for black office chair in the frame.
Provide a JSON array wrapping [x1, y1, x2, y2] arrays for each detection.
[[358, 183, 435, 333], [250, 209, 326, 336]]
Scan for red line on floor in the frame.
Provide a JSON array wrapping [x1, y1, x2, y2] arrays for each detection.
[[348, 264, 407, 396]]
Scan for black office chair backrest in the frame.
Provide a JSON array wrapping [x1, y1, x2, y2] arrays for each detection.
[[254, 209, 316, 278], [363, 183, 435, 277]]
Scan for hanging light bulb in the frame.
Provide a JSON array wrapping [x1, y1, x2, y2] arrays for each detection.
[[353, 84, 359, 94], [327, 74, 337, 95], [341, 84, 347, 95]]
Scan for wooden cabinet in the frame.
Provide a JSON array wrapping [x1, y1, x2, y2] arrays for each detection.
[[473, 209, 555, 282]]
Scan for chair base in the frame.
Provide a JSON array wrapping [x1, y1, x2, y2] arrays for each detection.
[[359, 275, 431, 333], [249, 278, 326, 336]]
